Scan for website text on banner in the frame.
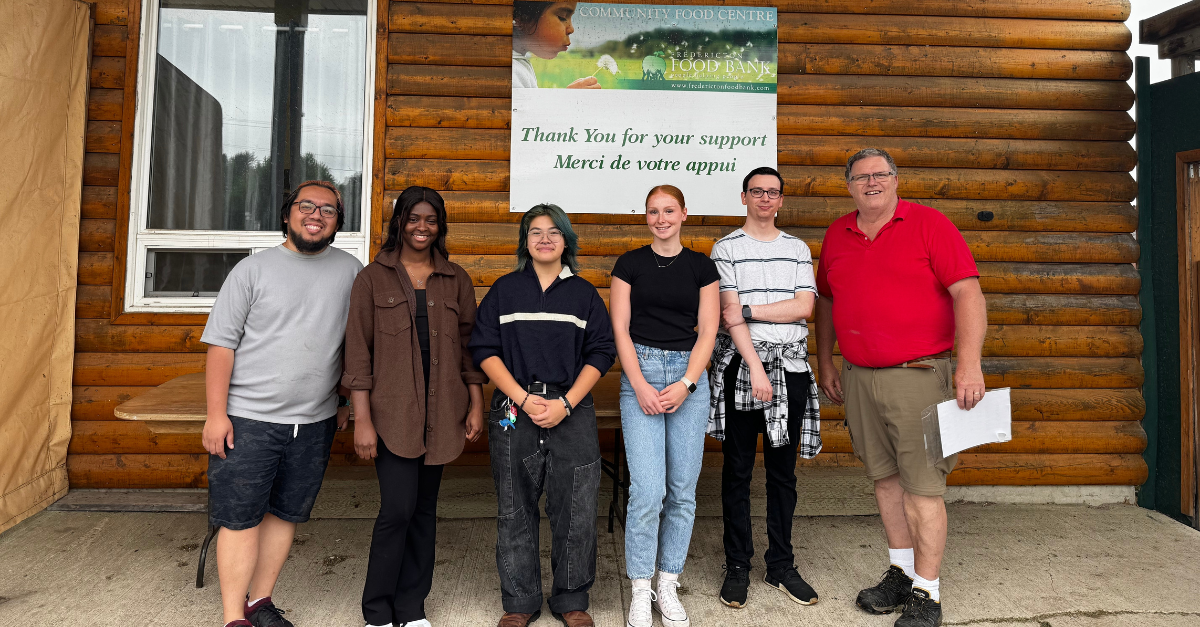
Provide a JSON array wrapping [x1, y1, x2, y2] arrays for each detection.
[[510, 2, 778, 216]]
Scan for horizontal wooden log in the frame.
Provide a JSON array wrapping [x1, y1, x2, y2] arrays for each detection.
[[388, 32, 1132, 81], [75, 320, 208, 354], [77, 252, 113, 286], [469, 287, 1137, 326], [79, 219, 115, 252], [788, 44, 1132, 80], [948, 453, 1146, 485], [398, 0, 1132, 22], [453, 255, 1141, 294], [93, 0, 128, 25], [63, 452, 1146, 488], [83, 152, 120, 187], [85, 121, 121, 154], [90, 56, 125, 90], [390, 4, 1131, 50], [88, 88, 123, 122], [387, 95, 1134, 141], [985, 294, 1140, 325], [92, 24, 127, 57], [68, 315, 1139, 357], [81, 186, 117, 219], [385, 159, 1136, 202], [385, 127, 1136, 172], [76, 285, 112, 319], [777, 106, 1135, 141], [1006, 388, 1144, 421], [780, 74, 1133, 111], [385, 66, 1134, 111], [441, 222, 1138, 263], [66, 418, 1143, 456], [977, 262, 1138, 295], [432, 192, 1137, 233], [71, 387, 152, 421], [73, 352, 206, 386]]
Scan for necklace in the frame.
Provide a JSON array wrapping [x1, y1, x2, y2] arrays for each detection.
[[406, 266, 430, 288], [651, 248, 680, 268]]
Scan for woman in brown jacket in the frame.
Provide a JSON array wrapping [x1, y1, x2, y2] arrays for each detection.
[[342, 186, 486, 627]]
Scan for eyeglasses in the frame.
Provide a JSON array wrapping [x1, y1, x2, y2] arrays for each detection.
[[849, 171, 896, 184], [747, 188, 782, 199], [528, 228, 564, 242], [293, 200, 339, 218]]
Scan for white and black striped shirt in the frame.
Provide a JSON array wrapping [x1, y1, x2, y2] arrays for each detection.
[[710, 228, 817, 372]]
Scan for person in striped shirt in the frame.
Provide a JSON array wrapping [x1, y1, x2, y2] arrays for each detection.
[[708, 167, 823, 611]]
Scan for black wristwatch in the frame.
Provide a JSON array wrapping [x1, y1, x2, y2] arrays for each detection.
[[338, 395, 350, 408], [742, 304, 753, 321]]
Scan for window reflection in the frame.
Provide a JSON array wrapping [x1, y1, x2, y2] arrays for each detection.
[[148, 1, 366, 232], [145, 249, 250, 297]]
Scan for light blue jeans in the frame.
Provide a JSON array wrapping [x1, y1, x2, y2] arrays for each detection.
[[619, 343, 709, 579]]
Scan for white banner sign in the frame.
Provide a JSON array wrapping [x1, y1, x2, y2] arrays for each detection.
[[510, 3, 778, 215]]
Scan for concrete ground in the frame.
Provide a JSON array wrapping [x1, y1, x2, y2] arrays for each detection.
[[2, 499, 1199, 627]]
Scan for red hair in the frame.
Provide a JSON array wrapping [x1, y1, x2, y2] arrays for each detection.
[[645, 185, 685, 209]]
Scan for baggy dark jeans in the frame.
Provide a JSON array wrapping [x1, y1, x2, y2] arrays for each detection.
[[488, 388, 602, 615], [720, 353, 813, 573]]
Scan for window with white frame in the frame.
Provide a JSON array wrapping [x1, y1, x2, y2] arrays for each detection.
[[126, 0, 375, 312]]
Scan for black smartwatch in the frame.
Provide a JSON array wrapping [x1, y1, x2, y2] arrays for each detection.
[[338, 395, 350, 408], [742, 304, 753, 321]]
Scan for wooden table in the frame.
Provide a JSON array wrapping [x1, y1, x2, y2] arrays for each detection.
[[114, 372, 216, 588]]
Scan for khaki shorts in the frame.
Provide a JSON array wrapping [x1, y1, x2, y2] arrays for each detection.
[[842, 359, 957, 496]]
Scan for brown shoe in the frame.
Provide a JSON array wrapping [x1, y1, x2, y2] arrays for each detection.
[[498, 610, 540, 627], [553, 610, 594, 627]]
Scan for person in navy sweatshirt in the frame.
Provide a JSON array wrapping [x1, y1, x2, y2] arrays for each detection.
[[469, 203, 616, 627]]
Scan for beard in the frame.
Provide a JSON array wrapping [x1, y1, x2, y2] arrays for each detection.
[[288, 223, 335, 253]]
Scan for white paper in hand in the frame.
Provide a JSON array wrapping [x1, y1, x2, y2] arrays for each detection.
[[935, 388, 1012, 457]]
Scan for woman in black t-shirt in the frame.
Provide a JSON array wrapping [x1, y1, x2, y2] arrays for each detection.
[[610, 185, 720, 627]]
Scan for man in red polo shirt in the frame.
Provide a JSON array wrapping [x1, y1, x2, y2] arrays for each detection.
[[815, 148, 987, 627]]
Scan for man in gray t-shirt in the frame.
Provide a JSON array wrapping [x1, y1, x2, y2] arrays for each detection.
[[200, 181, 362, 627]]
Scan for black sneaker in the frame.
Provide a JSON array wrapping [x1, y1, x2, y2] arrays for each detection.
[[718, 564, 751, 608], [246, 597, 294, 627], [764, 566, 818, 605], [856, 565, 913, 614], [894, 587, 942, 627]]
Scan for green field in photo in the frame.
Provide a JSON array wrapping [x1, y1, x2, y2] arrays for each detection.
[[530, 53, 641, 89]]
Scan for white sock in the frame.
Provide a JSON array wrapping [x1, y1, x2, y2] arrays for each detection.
[[632, 577, 652, 590], [912, 574, 940, 603], [658, 570, 679, 583], [888, 548, 915, 579], [248, 597, 268, 608]]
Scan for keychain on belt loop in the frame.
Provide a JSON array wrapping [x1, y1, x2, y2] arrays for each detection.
[[500, 397, 518, 431]]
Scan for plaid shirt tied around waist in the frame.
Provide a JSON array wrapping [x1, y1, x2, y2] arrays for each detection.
[[706, 333, 822, 458]]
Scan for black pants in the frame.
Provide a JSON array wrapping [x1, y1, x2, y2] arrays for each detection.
[[488, 388, 602, 615], [721, 353, 813, 573], [362, 440, 444, 626]]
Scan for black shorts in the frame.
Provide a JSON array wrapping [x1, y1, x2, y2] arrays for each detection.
[[207, 415, 337, 530]]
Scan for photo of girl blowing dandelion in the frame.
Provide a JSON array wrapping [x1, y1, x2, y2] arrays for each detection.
[[513, 1, 604, 89]]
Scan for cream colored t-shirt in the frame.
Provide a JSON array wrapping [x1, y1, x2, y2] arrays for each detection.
[[513, 51, 537, 88]]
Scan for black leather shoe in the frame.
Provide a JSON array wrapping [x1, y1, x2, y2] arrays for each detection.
[[856, 565, 913, 614], [895, 587, 942, 627]]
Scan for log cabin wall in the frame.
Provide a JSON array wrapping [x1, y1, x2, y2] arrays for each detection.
[[71, 0, 1148, 488]]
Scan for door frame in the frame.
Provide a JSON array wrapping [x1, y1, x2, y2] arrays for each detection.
[[1176, 148, 1200, 525]]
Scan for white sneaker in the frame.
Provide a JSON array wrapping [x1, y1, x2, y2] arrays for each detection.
[[655, 578, 690, 627], [402, 621, 432, 627], [626, 586, 655, 627]]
